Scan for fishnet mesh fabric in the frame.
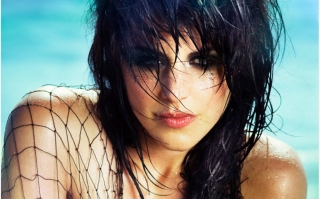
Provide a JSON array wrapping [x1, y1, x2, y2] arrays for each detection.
[[1, 85, 121, 199]]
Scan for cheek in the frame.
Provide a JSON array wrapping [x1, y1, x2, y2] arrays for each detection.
[[192, 65, 225, 91], [196, 76, 230, 118], [122, 68, 156, 110], [207, 82, 230, 116]]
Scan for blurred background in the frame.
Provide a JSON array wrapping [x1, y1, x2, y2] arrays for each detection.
[[1, 0, 318, 198]]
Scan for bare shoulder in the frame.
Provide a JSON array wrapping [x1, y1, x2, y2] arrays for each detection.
[[1, 85, 117, 199], [3, 85, 102, 148], [15, 85, 99, 116], [241, 134, 307, 199]]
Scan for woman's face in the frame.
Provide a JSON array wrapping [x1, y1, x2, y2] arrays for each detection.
[[122, 33, 230, 152]]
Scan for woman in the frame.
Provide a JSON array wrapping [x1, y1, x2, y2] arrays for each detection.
[[1, 0, 307, 198]]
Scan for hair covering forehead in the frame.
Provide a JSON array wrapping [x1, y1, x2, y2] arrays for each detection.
[[114, 0, 221, 53]]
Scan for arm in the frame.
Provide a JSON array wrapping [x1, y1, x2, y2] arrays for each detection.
[[241, 135, 307, 199], [1, 87, 71, 198], [2, 86, 119, 199]]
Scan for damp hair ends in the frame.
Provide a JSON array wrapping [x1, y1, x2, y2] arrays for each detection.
[[88, 0, 285, 198]]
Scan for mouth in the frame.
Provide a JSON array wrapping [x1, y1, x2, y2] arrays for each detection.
[[157, 112, 196, 129]]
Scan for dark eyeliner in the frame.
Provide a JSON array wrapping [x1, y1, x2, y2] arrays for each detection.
[[188, 50, 219, 68], [128, 47, 166, 69]]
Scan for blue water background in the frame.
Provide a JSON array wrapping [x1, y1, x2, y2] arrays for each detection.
[[1, 0, 318, 198]]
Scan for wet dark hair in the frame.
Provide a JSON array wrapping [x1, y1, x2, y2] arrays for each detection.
[[88, 0, 285, 198]]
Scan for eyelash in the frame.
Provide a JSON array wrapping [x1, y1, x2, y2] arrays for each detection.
[[188, 56, 219, 68], [130, 54, 166, 69], [130, 52, 219, 71]]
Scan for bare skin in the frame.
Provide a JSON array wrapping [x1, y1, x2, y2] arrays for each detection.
[[241, 135, 307, 199], [1, 86, 307, 199]]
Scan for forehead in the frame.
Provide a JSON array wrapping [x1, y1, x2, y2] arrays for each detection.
[[159, 32, 204, 54]]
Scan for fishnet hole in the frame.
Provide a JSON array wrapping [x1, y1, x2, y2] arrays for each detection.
[[1, 85, 122, 199]]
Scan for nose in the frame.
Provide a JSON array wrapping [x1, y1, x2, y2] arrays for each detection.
[[160, 63, 190, 102]]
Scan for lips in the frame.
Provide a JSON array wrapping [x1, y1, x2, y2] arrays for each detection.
[[157, 112, 196, 129]]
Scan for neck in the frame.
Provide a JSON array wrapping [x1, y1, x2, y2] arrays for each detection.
[[125, 135, 189, 195], [128, 142, 188, 177]]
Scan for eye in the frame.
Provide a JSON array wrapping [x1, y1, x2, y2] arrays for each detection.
[[128, 48, 167, 70], [189, 55, 219, 69], [132, 55, 164, 69]]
